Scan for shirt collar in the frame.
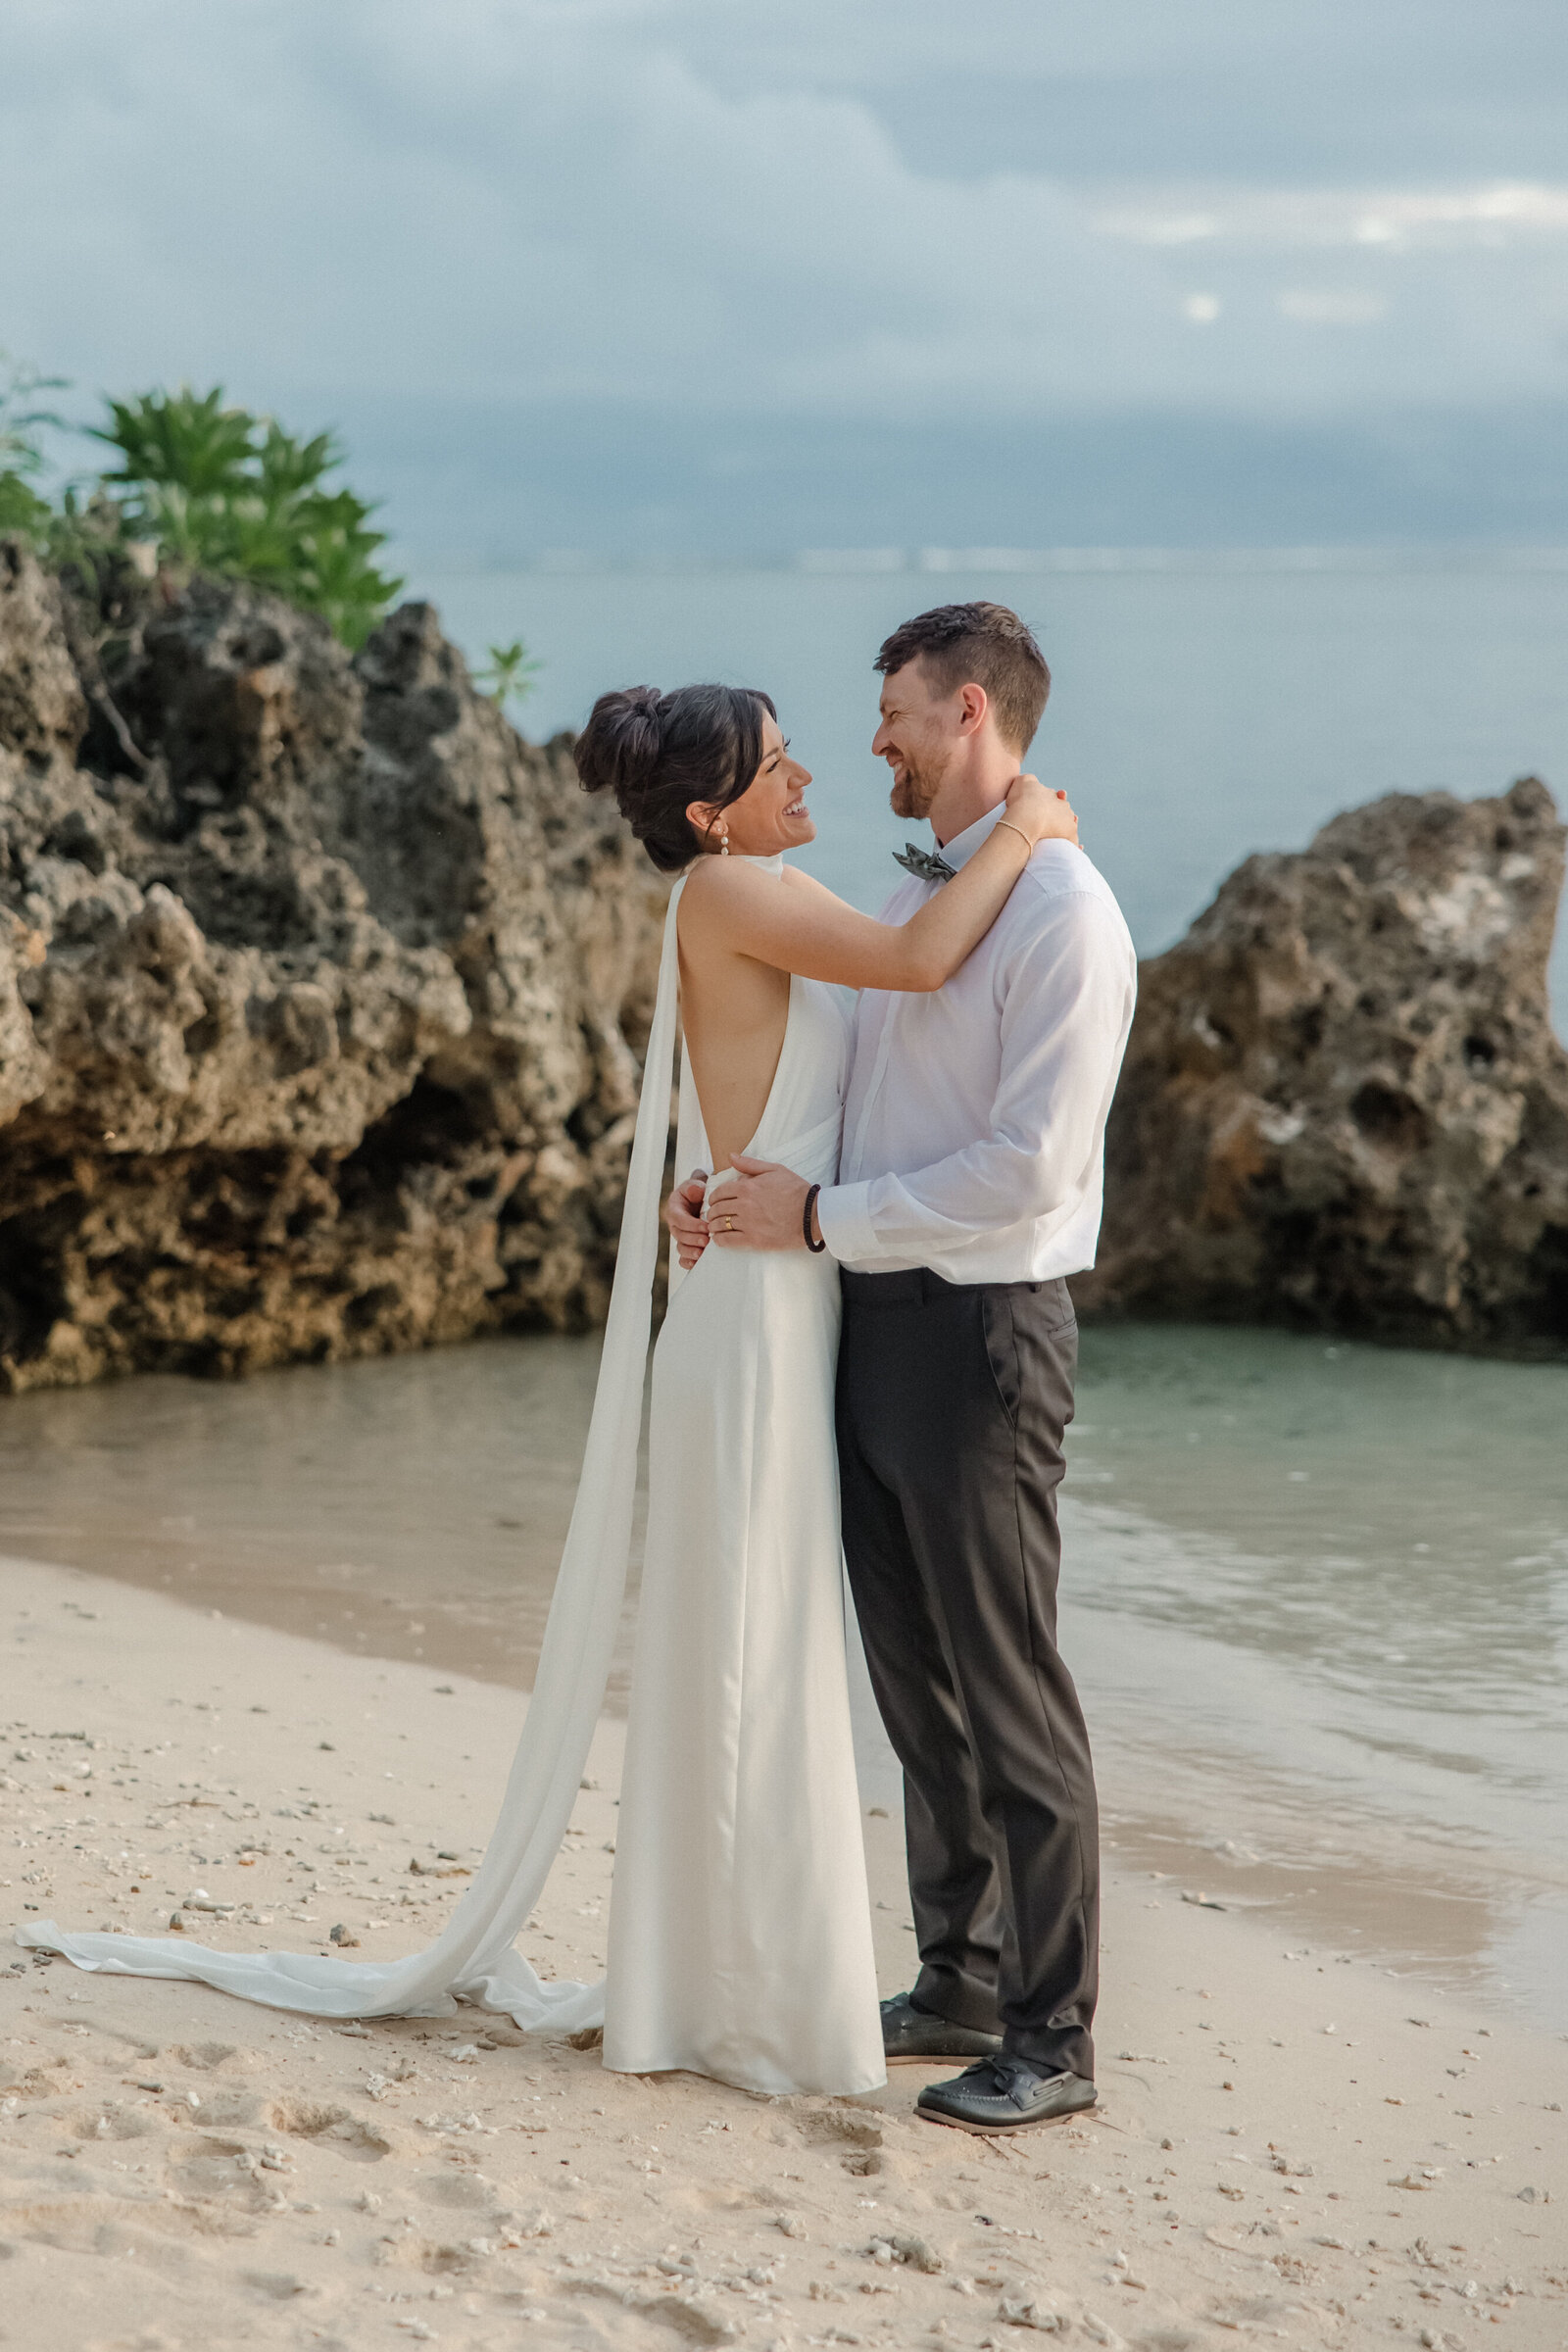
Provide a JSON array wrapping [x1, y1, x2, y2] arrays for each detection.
[[933, 803, 1006, 873]]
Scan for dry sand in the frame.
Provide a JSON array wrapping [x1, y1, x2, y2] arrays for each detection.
[[3, 1550, 1564, 2352]]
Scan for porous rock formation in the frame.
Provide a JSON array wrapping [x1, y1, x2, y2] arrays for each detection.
[[1080, 776, 1568, 1352], [0, 540, 667, 1391]]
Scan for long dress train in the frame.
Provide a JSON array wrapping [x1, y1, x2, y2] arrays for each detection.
[[17, 862, 885, 2095]]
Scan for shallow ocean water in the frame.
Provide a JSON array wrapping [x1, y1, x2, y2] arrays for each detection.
[[1059, 1322, 1568, 2033], [2, 1320, 1562, 2027]]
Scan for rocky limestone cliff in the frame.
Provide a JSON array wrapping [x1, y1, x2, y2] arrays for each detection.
[[0, 541, 668, 1391], [1080, 776, 1568, 1352], [6, 538, 1564, 1388]]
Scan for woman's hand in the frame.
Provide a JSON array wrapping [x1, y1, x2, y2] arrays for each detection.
[[665, 1171, 710, 1271], [1004, 771, 1079, 848]]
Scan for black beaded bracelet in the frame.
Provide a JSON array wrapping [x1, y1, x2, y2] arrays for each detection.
[[803, 1183, 827, 1253]]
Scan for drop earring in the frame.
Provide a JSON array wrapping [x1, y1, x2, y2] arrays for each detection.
[[719, 831, 730, 856]]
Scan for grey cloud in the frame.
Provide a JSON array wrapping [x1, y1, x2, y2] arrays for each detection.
[[664, 0, 1568, 179], [1, 0, 1565, 549]]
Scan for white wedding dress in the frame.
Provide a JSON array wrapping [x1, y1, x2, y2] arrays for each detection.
[[19, 860, 886, 2097]]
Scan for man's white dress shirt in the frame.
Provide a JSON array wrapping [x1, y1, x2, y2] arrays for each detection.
[[815, 804, 1138, 1284]]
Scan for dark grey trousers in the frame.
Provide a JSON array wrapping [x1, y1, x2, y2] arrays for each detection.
[[836, 1266, 1098, 2082]]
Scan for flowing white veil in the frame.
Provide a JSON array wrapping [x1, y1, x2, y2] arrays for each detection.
[[17, 877, 691, 2029]]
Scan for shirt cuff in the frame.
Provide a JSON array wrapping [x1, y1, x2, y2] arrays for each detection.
[[814, 1180, 878, 1265]]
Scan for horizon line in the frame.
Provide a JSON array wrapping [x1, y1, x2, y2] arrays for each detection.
[[400, 542, 1568, 581]]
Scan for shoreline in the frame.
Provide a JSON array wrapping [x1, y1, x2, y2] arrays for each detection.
[[2, 1318, 1562, 2040], [2, 1383, 1560, 2039], [4, 1550, 1565, 2348]]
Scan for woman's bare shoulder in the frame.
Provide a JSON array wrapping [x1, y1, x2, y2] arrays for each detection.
[[681, 857, 780, 905], [677, 856, 779, 939]]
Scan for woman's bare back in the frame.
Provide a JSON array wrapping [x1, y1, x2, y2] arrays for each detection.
[[676, 861, 797, 1174]]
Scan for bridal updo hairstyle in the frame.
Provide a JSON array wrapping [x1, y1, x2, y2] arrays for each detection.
[[574, 683, 778, 873]]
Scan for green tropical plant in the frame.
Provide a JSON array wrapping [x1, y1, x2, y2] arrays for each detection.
[[0, 353, 66, 536], [95, 383, 258, 507], [1, 364, 407, 649], [0, 467, 50, 536], [91, 385, 405, 647], [477, 637, 542, 710]]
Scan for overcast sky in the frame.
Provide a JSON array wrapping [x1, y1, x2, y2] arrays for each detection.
[[3, 1, 1566, 547]]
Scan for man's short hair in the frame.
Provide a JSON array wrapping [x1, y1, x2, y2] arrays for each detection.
[[874, 602, 1051, 755]]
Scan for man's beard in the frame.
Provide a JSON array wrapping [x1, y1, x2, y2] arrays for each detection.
[[889, 748, 947, 821]]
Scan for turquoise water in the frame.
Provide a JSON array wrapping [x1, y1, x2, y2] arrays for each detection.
[[1060, 1323, 1568, 2030], [1, 1321, 1562, 2025], [413, 554, 1568, 1028], [1068, 1320, 1568, 1863]]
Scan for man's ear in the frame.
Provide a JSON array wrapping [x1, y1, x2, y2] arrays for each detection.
[[956, 682, 989, 737]]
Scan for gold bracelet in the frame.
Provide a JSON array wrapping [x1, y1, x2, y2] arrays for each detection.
[[994, 817, 1036, 853]]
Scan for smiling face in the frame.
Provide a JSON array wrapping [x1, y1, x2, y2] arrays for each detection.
[[687, 710, 815, 857], [871, 659, 965, 820]]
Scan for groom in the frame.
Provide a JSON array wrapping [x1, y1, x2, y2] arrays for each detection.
[[672, 603, 1136, 2133]]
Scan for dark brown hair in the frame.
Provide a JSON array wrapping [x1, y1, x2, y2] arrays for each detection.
[[574, 683, 777, 873], [874, 602, 1051, 754]]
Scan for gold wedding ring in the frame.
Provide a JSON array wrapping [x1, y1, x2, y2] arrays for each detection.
[[724, 1216, 735, 1231]]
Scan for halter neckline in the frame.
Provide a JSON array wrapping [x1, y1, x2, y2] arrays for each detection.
[[691, 851, 785, 874]]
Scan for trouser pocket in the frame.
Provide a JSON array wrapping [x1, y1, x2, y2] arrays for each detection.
[[978, 1290, 1021, 1427]]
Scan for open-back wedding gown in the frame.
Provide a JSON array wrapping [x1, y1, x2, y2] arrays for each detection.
[[20, 860, 886, 2097]]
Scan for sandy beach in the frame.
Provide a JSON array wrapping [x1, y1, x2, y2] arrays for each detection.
[[4, 1550, 1564, 2352]]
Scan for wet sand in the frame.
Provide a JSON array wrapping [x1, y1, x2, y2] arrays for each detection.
[[0, 1338, 612, 1698], [6, 1551, 1566, 2351]]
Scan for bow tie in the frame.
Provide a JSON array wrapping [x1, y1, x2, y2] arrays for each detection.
[[893, 842, 956, 884]]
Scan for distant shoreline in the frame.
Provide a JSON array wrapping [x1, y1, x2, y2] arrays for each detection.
[[405, 542, 1568, 580]]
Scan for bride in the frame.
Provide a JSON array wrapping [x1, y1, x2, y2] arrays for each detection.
[[20, 680, 1074, 2098]]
